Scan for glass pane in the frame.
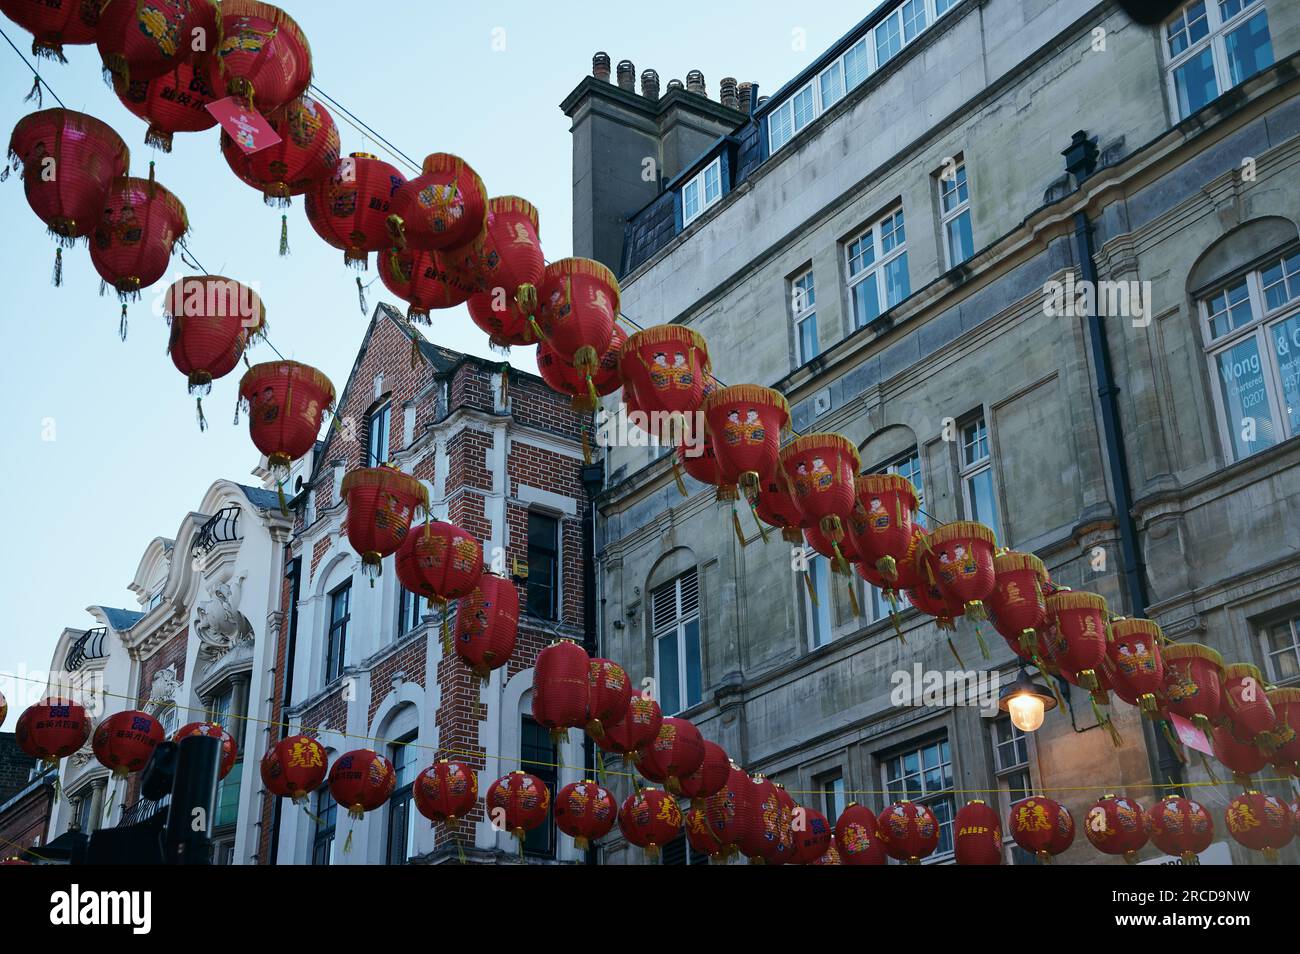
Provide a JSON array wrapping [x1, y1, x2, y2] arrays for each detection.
[[1224, 11, 1273, 87], [940, 164, 967, 213], [683, 182, 699, 221], [876, 14, 901, 66], [933, 797, 955, 854], [657, 633, 681, 714], [1173, 48, 1219, 118], [902, 0, 927, 42], [1167, 1, 1209, 57], [946, 210, 974, 267], [1261, 253, 1300, 310], [966, 468, 1001, 541], [704, 163, 721, 204], [1215, 336, 1277, 458], [844, 39, 869, 88], [770, 104, 792, 150], [935, 0, 957, 15], [852, 272, 881, 328], [810, 557, 833, 646], [881, 211, 905, 252], [792, 86, 814, 130], [883, 253, 910, 308], [1207, 279, 1254, 338], [1269, 313, 1300, 437], [683, 619, 702, 708], [848, 233, 875, 275], [820, 62, 844, 108], [798, 314, 819, 363]]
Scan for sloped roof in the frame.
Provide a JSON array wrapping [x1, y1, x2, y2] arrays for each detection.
[[237, 483, 281, 511], [100, 607, 145, 632]]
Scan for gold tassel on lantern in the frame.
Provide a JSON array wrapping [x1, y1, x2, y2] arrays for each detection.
[[731, 506, 745, 546], [671, 458, 688, 497], [946, 637, 965, 669], [279, 214, 290, 256], [803, 571, 819, 608], [515, 283, 537, 316], [847, 582, 861, 618]]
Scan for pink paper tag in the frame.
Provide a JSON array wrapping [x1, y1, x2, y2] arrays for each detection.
[[1170, 712, 1211, 754], [205, 96, 282, 155]]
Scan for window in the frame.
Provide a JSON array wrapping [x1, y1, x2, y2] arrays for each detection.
[[935, 0, 959, 14], [520, 716, 556, 857], [901, 0, 927, 42], [1164, 0, 1273, 120], [398, 587, 426, 637], [846, 209, 910, 329], [959, 414, 1002, 542], [526, 511, 560, 620], [1261, 615, 1300, 683], [819, 61, 844, 110], [791, 269, 818, 364], [313, 788, 336, 865], [387, 733, 419, 865], [938, 159, 974, 268], [866, 449, 924, 620], [146, 591, 163, 611], [805, 555, 835, 648], [875, 10, 902, 66], [651, 569, 702, 715], [682, 157, 723, 226], [366, 401, 391, 467], [817, 770, 847, 826], [1200, 250, 1300, 461], [882, 736, 955, 858], [991, 718, 1035, 864], [326, 581, 351, 684], [662, 815, 710, 865]]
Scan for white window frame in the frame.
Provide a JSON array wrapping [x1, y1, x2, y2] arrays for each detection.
[[1260, 615, 1300, 685], [366, 400, 391, 467], [791, 268, 818, 364], [817, 769, 847, 826], [1199, 250, 1300, 463], [1162, 0, 1273, 121], [938, 157, 973, 269], [880, 735, 956, 863], [958, 413, 1001, 541], [846, 207, 909, 330], [990, 717, 1036, 864], [651, 570, 702, 715], [681, 156, 723, 227]]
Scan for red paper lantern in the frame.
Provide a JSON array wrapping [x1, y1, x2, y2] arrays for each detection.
[[778, 433, 860, 563], [987, 550, 1050, 662], [702, 763, 748, 855], [532, 639, 590, 741], [379, 246, 474, 322], [905, 577, 965, 631], [1, 0, 103, 61], [1225, 791, 1294, 860], [833, 803, 888, 865], [585, 658, 632, 739], [804, 520, 861, 565], [538, 323, 626, 412], [753, 473, 806, 543], [396, 520, 483, 606], [790, 805, 833, 864], [213, 0, 311, 113], [1084, 794, 1147, 863], [674, 440, 724, 496], [685, 804, 724, 861], [878, 799, 940, 864], [619, 788, 682, 859], [701, 384, 790, 500], [848, 473, 919, 583], [554, 779, 617, 850], [1211, 724, 1268, 786], [96, 0, 195, 86], [305, 151, 406, 269], [768, 784, 798, 866], [953, 799, 1003, 865], [328, 748, 396, 819], [238, 360, 334, 475], [1145, 794, 1214, 864], [341, 466, 428, 578], [173, 721, 236, 780], [0, 690, 6, 729], [115, 57, 219, 152], [486, 770, 550, 841], [164, 274, 265, 426], [811, 842, 842, 865], [595, 694, 662, 760], [1009, 795, 1075, 863], [735, 774, 786, 863], [387, 152, 486, 254], [453, 573, 518, 681], [678, 740, 730, 803], [1221, 662, 1276, 751], [922, 520, 997, 619], [413, 759, 477, 828], [1162, 642, 1224, 734], [1107, 618, 1165, 715], [1266, 688, 1300, 772], [15, 699, 91, 766], [463, 196, 545, 348], [1042, 590, 1109, 689], [637, 717, 705, 794], [537, 258, 619, 376], [857, 523, 927, 605], [92, 709, 164, 778], [618, 325, 712, 421], [222, 93, 339, 208], [260, 734, 327, 802], [90, 174, 188, 336]]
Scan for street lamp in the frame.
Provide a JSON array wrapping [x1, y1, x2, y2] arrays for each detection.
[[998, 667, 1058, 733]]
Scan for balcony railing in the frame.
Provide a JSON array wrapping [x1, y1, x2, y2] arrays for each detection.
[[192, 506, 241, 556], [116, 793, 170, 828], [65, 627, 107, 672]]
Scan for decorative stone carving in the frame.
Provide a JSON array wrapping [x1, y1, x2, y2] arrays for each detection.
[[149, 665, 180, 706], [195, 573, 254, 659]]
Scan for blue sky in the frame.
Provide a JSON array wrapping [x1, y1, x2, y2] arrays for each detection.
[[0, 0, 881, 690]]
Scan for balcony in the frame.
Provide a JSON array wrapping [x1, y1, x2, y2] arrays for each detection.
[[65, 628, 107, 672], [192, 507, 242, 556]]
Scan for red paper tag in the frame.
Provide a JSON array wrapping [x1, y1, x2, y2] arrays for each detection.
[[205, 96, 282, 155], [1170, 712, 1211, 754]]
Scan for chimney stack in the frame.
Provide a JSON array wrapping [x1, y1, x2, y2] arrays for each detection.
[[737, 82, 754, 114], [720, 77, 738, 110], [640, 69, 660, 101], [686, 69, 706, 97], [592, 52, 611, 82], [616, 59, 636, 91]]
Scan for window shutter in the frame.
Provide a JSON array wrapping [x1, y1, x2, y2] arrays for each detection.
[[651, 579, 677, 634]]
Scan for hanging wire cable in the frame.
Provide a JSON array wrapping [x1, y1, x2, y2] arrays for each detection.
[[0, 25, 65, 108]]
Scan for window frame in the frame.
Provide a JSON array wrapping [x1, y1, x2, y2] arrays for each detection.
[[990, 717, 1036, 864], [845, 207, 910, 330], [880, 734, 956, 862], [525, 510, 561, 621], [816, 769, 847, 827], [312, 786, 336, 865], [1259, 615, 1300, 685], [398, 586, 426, 638], [651, 569, 703, 716], [1162, 0, 1274, 121], [366, 400, 392, 468], [938, 157, 974, 269], [325, 580, 352, 685], [520, 715, 557, 858], [681, 156, 723, 227], [791, 268, 819, 365], [386, 731, 419, 865], [958, 412, 1002, 542], [1198, 250, 1300, 463]]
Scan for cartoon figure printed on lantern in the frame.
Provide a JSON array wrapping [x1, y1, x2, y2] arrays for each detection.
[[328, 182, 358, 218], [867, 496, 891, 531], [220, 19, 275, 57], [373, 492, 412, 538], [938, 544, 978, 583], [510, 222, 533, 246], [287, 100, 324, 146], [1115, 639, 1156, 677], [840, 820, 872, 852], [416, 181, 463, 232], [1165, 666, 1200, 704]]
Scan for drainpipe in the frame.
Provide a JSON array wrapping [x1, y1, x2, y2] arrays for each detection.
[[1062, 131, 1183, 789], [580, 460, 605, 866], [268, 552, 302, 865]]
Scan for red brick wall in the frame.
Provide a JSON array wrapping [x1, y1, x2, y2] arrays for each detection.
[[0, 785, 53, 857], [138, 628, 187, 704]]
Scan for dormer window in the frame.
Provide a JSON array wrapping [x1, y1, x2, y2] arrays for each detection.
[[682, 157, 722, 226]]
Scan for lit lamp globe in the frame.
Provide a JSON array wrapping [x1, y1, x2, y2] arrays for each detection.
[[999, 667, 1058, 733]]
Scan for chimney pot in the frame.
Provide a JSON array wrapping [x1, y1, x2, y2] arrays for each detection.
[[592, 52, 611, 81], [720, 76, 738, 110], [640, 69, 660, 101], [666, 78, 684, 92], [686, 69, 706, 97], [737, 81, 754, 114], [616, 59, 636, 91]]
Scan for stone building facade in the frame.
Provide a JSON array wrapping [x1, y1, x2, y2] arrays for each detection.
[[265, 304, 595, 865], [571, 0, 1300, 864]]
